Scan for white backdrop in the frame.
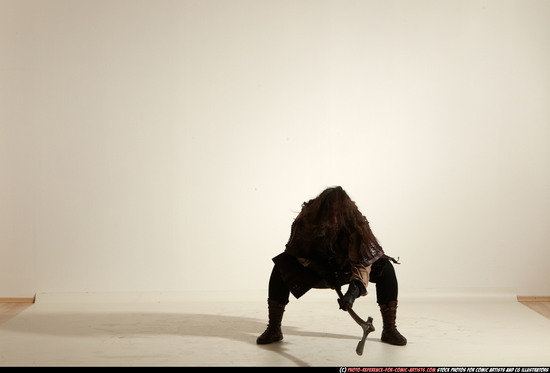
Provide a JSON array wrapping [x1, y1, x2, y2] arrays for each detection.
[[2, 0, 549, 298]]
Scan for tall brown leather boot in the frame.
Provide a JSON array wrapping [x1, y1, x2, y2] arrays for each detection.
[[256, 299, 286, 344], [380, 300, 407, 346]]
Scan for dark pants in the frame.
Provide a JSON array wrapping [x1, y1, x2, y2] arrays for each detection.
[[268, 258, 398, 306]]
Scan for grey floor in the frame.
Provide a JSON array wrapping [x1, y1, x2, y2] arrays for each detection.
[[1, 290, 549, 367]]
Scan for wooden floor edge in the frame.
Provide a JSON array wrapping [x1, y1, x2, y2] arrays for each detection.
[[0, 297, 35, 303], [517, 296, 550, 302]]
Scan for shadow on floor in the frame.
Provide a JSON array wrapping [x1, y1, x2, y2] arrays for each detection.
[[2, 311, 363, 366]]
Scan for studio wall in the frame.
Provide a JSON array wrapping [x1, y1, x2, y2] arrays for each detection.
[[1, 0, 549, 297]]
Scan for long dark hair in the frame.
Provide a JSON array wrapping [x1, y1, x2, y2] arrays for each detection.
[[294, 186, 381, 261]]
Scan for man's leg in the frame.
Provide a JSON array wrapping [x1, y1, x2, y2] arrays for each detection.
[[369, 259, 407, 346], [257, 266, 289, 344]]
